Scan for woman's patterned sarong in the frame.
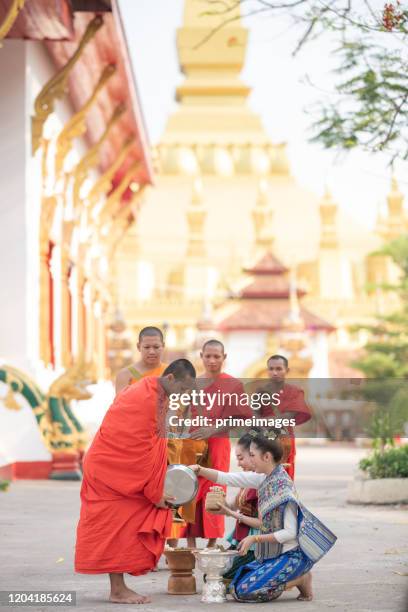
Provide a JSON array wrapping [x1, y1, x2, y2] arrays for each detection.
[[230, 547, 313, 603]]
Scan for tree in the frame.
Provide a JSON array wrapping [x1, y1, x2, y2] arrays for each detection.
[[351, 235, 408, 449], [200, 1, 408, 160]]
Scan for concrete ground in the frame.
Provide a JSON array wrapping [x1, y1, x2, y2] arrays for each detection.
[[1, 445, 408, 612]]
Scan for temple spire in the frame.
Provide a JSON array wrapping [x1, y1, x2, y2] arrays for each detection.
[[319, 187, 338, 249], [252, 179, 274, 250], [186, 177, 207, 258], [176, 0, 249, 103]]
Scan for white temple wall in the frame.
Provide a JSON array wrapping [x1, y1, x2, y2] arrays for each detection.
[[0, 41, 29, 371]]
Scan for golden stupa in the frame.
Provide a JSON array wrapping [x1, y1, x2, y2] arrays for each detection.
[[115, 0, 406, 375]]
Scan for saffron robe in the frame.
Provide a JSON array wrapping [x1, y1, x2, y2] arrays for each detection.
[[261, 384, 311, 480], [183, 373, 249, 539], [75, 377, 171, 575], [128, 363, 183, 538]]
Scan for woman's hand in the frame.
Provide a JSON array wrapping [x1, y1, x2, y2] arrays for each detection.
[[237, 535, 256, 556], [216, 502, 233, 517], [188, 464, 200, 473], [189, 426, 217, 440]]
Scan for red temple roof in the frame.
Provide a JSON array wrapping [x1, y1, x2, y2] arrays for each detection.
[[217, 250, 334, 332], [243, 252, 288, 275], [218, 302, 334, 332], [2, 0, 152, 208]]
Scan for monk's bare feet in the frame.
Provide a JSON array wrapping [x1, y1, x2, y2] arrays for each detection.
[[109, 587, 151, 604], [296, 572, 313, 601]]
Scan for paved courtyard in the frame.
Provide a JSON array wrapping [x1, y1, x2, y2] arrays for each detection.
[[1, 445, 407, 611]]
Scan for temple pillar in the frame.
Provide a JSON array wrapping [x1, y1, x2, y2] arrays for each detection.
[[39, 241, 52, 365], [75, 248, 87, 359], [60, 221, 74, 367]]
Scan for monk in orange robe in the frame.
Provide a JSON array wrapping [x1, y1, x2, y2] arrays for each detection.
[[75, 359, 196, 604], [181, 340, 249, 549], [260, 354, 311, 480], [115, 326, 167, 394], [114, 325, 182, 542]]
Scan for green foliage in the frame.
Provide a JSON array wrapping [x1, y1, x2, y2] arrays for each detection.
[[311, 44, 408, 160], [0, 480, 10, 492], [359, 444, 408, 478], [212, 1, 408, 159], [351, 236, 408, 449], [352, 235, 408, 380]]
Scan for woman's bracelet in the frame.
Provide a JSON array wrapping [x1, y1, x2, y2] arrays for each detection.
[[255, 535, 261, 543]]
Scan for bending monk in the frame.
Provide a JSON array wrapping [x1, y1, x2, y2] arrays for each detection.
[[75, 359, 196, 604], [114, 324, 183, 544], [115, 326, 166, 395]]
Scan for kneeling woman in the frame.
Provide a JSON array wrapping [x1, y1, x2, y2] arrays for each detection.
[[191, 433, 336, 603]]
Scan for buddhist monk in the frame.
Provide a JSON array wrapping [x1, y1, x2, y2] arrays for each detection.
[[181, 340, 248, 549], [261, 354, 311, 480], [75, 359, 196, 605], [115, 326, 166, 394], [115, 325, 182, 545]]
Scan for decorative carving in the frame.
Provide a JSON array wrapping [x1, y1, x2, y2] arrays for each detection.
[[99, 159, 141, 223], [72, 102, 126, 211], [0, 0, 25, 45], [86, 136, 135, 210], [55, 64, 116, 179], [31, 15, 104, 154], [194, 550, 238, 603], [113, 184, 145, 223]]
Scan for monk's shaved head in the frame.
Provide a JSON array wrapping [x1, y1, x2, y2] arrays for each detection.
[[202, 339, 225, 354], [138, 326, 164, 344], [163, 359, 196, 379]]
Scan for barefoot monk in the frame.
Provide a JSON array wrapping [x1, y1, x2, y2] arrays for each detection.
[[75, 359, 196, 604]]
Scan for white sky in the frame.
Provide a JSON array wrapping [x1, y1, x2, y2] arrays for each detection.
[[118, 0, 408, 229]]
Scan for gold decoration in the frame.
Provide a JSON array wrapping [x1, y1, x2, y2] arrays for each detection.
[[86, 136, 135, 210], [31, 15, 104, 154], [319, 188, 338, 249], [54, 64, 116, 179], [113, 184, 146, 222], [61, 221, 75, 367], [48, 360, 93, 402], [252, 179, 273, 249], [72, 102, 126, 211], [39, 196, 58, 365], [0, 0, 25, 45], [99, 159, 141, 223], [186, 178, 206, 258], [3, 371, 23, 411]]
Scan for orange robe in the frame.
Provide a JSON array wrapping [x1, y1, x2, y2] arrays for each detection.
[[182, 373, 249, 539], [75, 377, 171, 575], [261, 383, 311, 480], [128, 363, 167, 384], [127, 363, 182, 537]]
